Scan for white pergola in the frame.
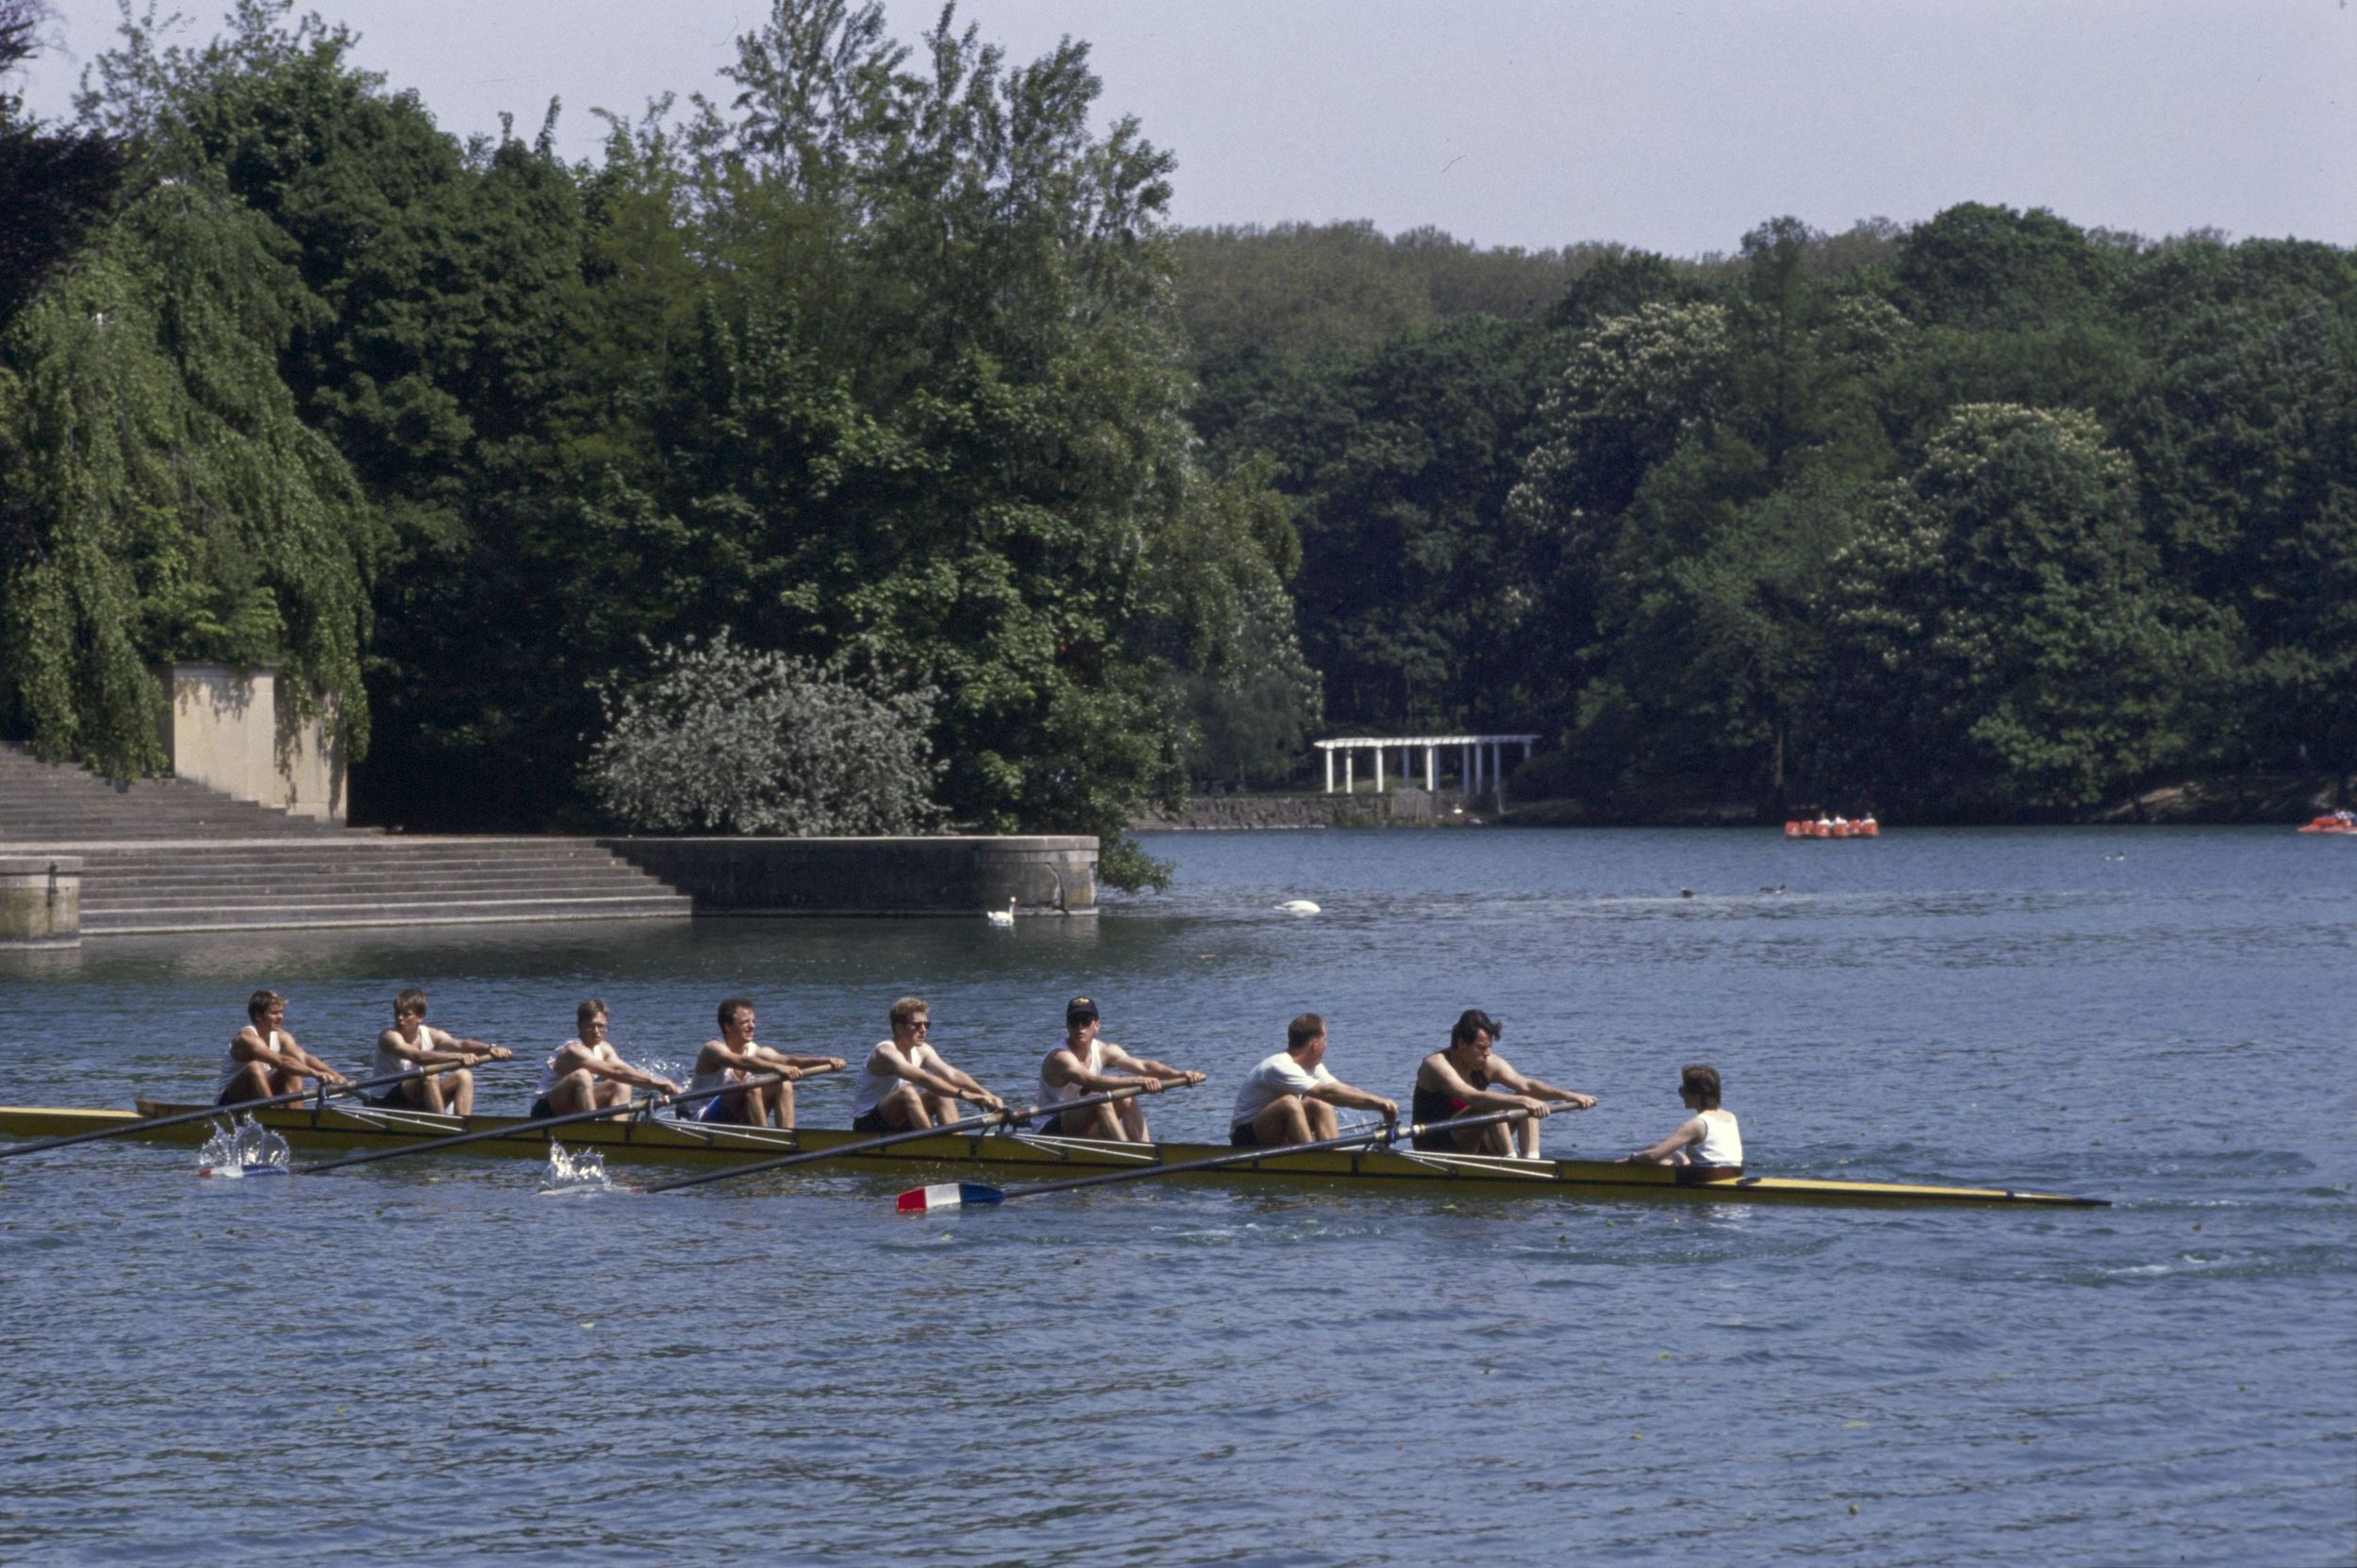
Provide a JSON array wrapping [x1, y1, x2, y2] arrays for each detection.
[[1314, 734, 1540, 801]]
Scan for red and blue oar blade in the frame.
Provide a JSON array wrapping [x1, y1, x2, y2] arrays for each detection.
[[895, 1181, 1006, 1213]]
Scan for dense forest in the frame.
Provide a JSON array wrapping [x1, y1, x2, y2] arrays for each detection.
[[2, 1, 2349, 879]]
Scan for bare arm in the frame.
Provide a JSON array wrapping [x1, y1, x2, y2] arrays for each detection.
[[706, 1042, 800, 1081], [751, 1047, 845, 1075], [426, 1027, 512, 1064], [1099, 1043, 1204, 1087], [241, 1028, 346, 1085], [1310, 1080, 1398, 1122], [917, 1048, 1003, 1111], [867, 1044, 989, 1105], [1485, 1055, 1596, 1111], [1423, 1054, 1547, 1116], [1048, 1046, 1170, 1095], [1627, 1114, 1706, 1164], [588, 1056, 683, 1096]]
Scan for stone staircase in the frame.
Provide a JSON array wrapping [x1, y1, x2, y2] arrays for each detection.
[[0, 743, 692, 934]]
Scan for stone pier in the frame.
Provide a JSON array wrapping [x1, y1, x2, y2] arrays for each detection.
[[0, 855, 81, 948]]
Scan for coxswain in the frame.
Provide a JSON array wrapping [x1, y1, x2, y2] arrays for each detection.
[[1409, 1008, 1594, 1158], [532, 999, 681, 1117], [371, 988, 510, 1115], [849, 998, 1005, 1131], [1035, 996, 1203, 1141], [686, 998, 846, 1128], [217, 989, 347, 1106], [1624, 1063, 1743, 1170], [1228, 1013, 1397, 1148]]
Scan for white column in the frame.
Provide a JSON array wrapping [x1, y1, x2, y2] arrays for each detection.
[[1344, 751, 1355, 794], [1374, 748, 1385, 793], [1460, 743, 1471, 795], [1323, 749, 1334, 794], [1426, 745, 1437, 789]]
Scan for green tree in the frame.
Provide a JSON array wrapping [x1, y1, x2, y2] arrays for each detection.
[[0, 177, 378, 773], [1812, 404, 2219, 813]]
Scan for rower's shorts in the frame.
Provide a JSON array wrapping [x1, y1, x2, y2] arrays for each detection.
[[528, 1095, 555, 1120], [373, 1087, 414, 1109], [1228, 1121, 1262, 1148], [698, 1094, 750, 1124], [851, 1109, 892, 1133]]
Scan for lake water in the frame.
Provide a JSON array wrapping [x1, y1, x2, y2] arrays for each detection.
[[1, 826, 2351, 1566]]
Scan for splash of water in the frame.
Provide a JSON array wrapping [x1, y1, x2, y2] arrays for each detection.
[[541, 1139, 618, 1195], [196, 1114, 291, 1178]]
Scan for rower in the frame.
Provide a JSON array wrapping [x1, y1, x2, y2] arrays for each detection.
[[1409, 1008, 1594, 1159], [849, 998, 1004, 1131], [1624, 1063, 1742, 1170], [371, 988, 511, 1115], [1035, 995, 1203, 1141], [686, 998, 847, 1129], [217, 989, 347, 1106], [1228, 1014, 1396, 1148], [532, 999, 681, 1118]]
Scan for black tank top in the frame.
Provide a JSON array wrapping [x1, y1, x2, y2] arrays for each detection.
[[1410, 1063, 1488, 1126]]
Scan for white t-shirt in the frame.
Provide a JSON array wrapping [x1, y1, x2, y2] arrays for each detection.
[[1230, 1050, 1336, 1129]]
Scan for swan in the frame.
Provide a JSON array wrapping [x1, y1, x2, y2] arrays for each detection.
[[986, 897, 1016, 926], [1277, 900, 1321, 916]]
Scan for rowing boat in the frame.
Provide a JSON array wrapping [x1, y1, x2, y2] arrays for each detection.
[[0, 1100, 2108, 1208]]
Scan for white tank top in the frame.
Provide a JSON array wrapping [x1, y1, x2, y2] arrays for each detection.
[[687, 1048, 745, 1103], [852, 1041, 916, 1117], [1691, 1109, 1742, 1165], [536, 1045, 583, 1100], [218, 1031, 288, 1097], [372, 1027, 430, 1081], [1038, 1038, 1105, 1107]]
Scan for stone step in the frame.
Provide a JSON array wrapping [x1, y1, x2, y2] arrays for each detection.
[[80, 876, 676, 906], [84, 881, 677, 906], [3, 742, 700, 935], [79, 895, 693, 933], [9, 841, 623, 863]]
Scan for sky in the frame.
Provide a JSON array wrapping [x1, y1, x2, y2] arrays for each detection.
[[11, 0, 2353, 256]]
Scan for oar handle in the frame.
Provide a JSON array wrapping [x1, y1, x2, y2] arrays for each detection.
[[635, 1081, 1173, 1195], [0, 1058, 514, 1163]]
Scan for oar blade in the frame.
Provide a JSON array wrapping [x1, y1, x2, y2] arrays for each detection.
[[895, 1181, 1005, 1213]]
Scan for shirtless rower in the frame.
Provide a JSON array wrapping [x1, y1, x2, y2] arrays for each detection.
[[849, 997, 1004, 1131], [1036, 996, 1204, 1141], [1228, 1014, 1397, 1148], [531, 999, 682, 1118], [686, 998, 847, 1129], [371, 988, 511, 1115], [1409, 1007, 1595, 1159], [217, 989, 348, 1106]]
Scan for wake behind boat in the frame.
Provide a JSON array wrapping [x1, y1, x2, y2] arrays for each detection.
[[0, 1098, 2108, 1209]]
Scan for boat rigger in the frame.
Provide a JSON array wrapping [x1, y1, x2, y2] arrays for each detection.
[[0, 1100, 2109, 1210]]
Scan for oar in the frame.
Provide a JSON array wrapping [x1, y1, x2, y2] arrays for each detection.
[[290, 1068, 824, 1176], [636, 1082, 1162, 1195], [896, 1104, 1537, 1211], [0, 1059, 507, 1164]]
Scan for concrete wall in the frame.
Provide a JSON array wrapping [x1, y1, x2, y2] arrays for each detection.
[[157, 664, 346, 821], [602, 835, 1096, 916], [0, 855, 80, 948]]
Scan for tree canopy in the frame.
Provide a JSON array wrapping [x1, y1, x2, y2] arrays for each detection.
[[5, 4, 2348, 845]]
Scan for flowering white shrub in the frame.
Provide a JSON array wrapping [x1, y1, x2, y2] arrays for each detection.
[[586, 632, 943, 835]]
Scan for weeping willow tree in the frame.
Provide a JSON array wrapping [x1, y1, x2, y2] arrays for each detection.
[[0, 175, 381, 776]]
